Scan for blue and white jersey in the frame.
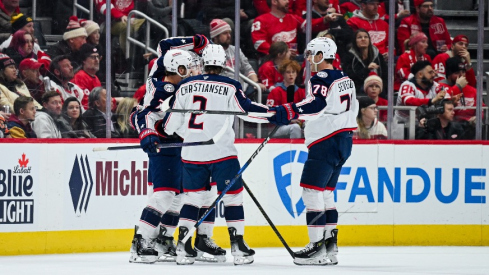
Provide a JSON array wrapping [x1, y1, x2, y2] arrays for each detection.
[[295, 69, 358, 147], [134, 37, 194, 133], [164, 74, 268, 162]]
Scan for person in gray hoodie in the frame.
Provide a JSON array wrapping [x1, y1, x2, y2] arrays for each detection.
[[32, 91, 62, 138]]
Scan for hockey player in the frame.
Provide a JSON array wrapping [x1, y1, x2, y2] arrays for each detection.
[[268, 37, 358, 265], [129, 35, 209, 264], [163, 44, 269, 265]]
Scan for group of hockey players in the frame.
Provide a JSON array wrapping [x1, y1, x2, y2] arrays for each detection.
[[128, 33, 357, 266]]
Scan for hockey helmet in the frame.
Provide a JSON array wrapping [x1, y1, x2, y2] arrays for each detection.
[[163, 49, 192, 78], [305, 37, 337, 64], [187, 50, 204, 75], [202, 44, 226, 68]]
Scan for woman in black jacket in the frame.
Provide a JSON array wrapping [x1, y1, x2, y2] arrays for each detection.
[[58, 97, 95, 138], [341, 29, 387, 98]]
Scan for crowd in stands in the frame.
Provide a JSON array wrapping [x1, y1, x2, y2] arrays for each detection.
[[0, 0, 484, 140]]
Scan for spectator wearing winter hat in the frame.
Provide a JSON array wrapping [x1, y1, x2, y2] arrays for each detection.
[[19, 58, 46, 103], [0, 14, 52, 69], [0, 54, 42, 112], [47, 16, 87, 68], [395, 32, 432, 91], [354, 97, 387, 140], [364, 72, 387, 122], [397, 0, 451, 58], [72, 43, 102, 110], [210, 19, 266, 94], [0, 0, 20, 45], [432, 35, 476, 87]]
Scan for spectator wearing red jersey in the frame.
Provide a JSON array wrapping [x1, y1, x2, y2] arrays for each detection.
[[397, 0, 451, 58], [19, 58, 46, 104], [266, 59, 305, 138], [95, 0, 145, 53], [395, 32, 432, 91], [364, 72, 387, 122], [438, 57, 484, 138], [72, 44, 102, 110], [251, 0, 340, 55], [346, 0, 390, 58], [342, 29, 387, 96], [432, 35, 476, 87], [258, 41, 290, 91]]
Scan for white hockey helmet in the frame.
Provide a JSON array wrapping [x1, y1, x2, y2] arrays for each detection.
[[202, 44, 226, 68], [163, 49, 192, 77], [305, 37, 337, 64]]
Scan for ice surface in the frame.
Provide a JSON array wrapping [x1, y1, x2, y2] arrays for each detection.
[[1, 247, 489, 275]]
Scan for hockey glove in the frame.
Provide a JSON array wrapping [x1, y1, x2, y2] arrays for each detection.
[[268, 103, 298, 126], [139, 129, 160, 154], [193, 34, 209, 55]]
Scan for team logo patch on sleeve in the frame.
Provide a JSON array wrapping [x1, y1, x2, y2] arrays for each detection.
[[164, 84, 175, 93], [317, 71, 328, 78]]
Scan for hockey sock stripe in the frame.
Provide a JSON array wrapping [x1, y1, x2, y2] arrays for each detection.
[[224, 205, 244, 222], [140, 206, 163, 227], [306, 211, 326, 227], [325, 209, 339, 225], [199, 207, 216, 223], [180, 204, 200, 222]]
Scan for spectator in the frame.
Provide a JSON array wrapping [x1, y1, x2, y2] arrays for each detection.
[[3, 31, 37, 66], [258, 41, 290, 91], [416, 99, 465, 140], [394, 60, 447, 123], [203, 0, 257, 24], [210, 19, 266, 95], [19, 58, 46, 103], [438, 57, 484, 138], [57, 97, 94, 138], [266, 59, 304, 138], [364, 72, 387, 122], [0, 115, 8, 137], [0, 0, 20, 44], [47, 16, 87, 68], [6, 96, 37, 138], [346, 0, 390, 59], [341, 29, 387, 96], [95, 0, 145, 53], [354, 97, 387, 139], [299, 0, 353, 54], [48, 55, 85, 111], [251, 0, 340, 55], [395, 32, 431, 91], [113, 97, 138, 138], [32, 91, 63, 138], [432, 35, 476, 87], [397, 0, 451, 58], [0, 13, 52, 70], [82, 87, 119, 138], [0, 54, 41, 111], [79, 19, 105, 82], [72, 43, 102, 110]]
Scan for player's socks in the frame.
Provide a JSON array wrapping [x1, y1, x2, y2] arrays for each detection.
[[228, 227, 254, 265]]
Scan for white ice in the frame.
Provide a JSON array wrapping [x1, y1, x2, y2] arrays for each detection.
[[1, 247, 489, 275]]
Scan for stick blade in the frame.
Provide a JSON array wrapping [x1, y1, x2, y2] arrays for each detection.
[[92, 147, 108, 152]]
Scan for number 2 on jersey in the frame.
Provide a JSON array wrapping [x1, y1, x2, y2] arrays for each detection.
[[188, 95, 207, 129]]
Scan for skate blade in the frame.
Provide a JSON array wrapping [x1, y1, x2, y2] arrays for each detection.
[[129, 253, 158, 264], [233, 255, 254, 265], [325, 254, 338, 265], [157, 254, 176, 262], [176, 255, 196, 265], [293, 256, 329, 266], [195, 254, 227, 263]]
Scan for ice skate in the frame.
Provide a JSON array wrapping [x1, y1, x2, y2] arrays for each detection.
[[155, 227, 177, 262], [194, 234, 226, 263], [293, 239, 328, 266], [175, 227, 197, 265], [324, 229, 338, 265], [229, 227, 254, 265], [129, 227, 159, 264]]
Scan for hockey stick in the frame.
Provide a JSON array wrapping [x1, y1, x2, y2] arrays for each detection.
[[181, 126, 280, 243], [92, 117, 229, 152], [242, 179, 295, 259], [167, 109, 274, 117]]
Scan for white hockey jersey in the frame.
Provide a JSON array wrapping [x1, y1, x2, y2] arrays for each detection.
[[164, 74, 268, 162], [294, 69, 358, 147]]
